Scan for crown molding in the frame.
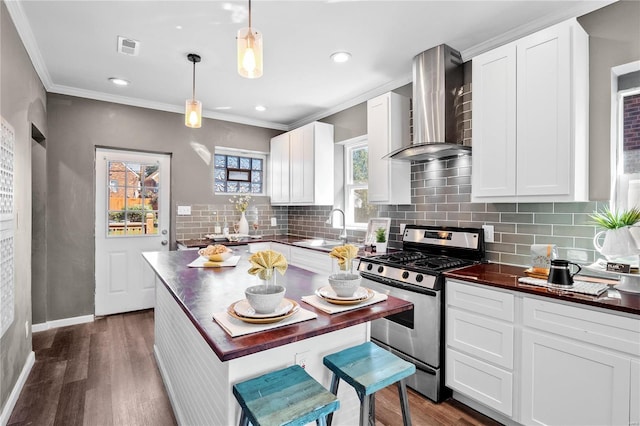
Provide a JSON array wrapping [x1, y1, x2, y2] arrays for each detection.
[[460, 0, 616, 60], [289, 72, 413, 129], [48, 83, 289, 130], [4, 0, 54, 88]]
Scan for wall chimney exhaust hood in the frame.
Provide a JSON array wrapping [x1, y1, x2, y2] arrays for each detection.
[[384, 44, 470, 161]]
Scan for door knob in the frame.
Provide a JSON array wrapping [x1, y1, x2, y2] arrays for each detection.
[[161, 240, 168, 245]]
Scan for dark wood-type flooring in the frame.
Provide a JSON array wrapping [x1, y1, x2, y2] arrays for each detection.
[[9, 309, 500, 426]]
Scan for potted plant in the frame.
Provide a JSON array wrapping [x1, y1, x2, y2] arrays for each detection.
[[375, 227, 387, 253], [591, 207, 640, 259]]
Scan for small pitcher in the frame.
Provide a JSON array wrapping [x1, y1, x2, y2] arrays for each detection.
[[547, 259, 581, 286]]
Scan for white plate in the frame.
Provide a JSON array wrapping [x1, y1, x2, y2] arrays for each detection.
[[317, 286, 370, 301], [233, 298, 294, 318]]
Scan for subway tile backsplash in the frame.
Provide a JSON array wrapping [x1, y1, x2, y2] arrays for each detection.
[[288, 155, 607, 267], [178, 156, 606, 268]]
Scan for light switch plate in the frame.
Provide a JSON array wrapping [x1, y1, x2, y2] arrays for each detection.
[[271, 217, 277, 226], [177, 205, 191, 216]]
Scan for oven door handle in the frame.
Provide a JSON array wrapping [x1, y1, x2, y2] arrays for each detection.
[[361, 273, 438, 297]]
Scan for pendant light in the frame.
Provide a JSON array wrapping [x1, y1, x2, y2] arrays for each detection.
[[185, 53, 202, 128], [237, 0, 263, 79]]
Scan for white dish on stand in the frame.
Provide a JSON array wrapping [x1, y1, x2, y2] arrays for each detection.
[[584, 259, 640, 293]]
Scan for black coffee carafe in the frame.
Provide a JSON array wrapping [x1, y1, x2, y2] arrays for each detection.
[[547, 259, 582, 286]]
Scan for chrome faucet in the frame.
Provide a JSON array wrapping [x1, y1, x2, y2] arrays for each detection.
[[326, 208, 348, 244]]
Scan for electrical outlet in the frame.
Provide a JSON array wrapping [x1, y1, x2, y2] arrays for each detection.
[[482, 225, 495, 243], [177, 205, 191, 216], [271, 217, 277, 226], [295, 351, 309, 369]]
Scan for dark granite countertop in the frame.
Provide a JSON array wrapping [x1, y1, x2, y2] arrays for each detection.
[[143, 248, 413, 361], [445, 263, 640, 316]]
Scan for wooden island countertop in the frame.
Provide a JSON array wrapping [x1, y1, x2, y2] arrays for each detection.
[[142, 248, 413, 361]]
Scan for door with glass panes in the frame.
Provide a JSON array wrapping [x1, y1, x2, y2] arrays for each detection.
[[95, 148, 170, 316]]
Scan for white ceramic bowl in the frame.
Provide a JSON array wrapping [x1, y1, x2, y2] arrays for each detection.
[[245, 285, 286, 314], [328, 273, 362, 297]]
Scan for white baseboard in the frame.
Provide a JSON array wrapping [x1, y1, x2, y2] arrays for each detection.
[[0, 351, 35, 426], [31, 314, 94, 333]]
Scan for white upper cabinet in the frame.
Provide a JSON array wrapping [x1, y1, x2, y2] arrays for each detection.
[[472, 18, 589, 202], [367, 92, 411, 205], [269, 121, 334, 205]]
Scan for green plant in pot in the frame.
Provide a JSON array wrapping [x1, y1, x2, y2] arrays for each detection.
[[591, 207, 640, 259], [375, 227, 387, 253]]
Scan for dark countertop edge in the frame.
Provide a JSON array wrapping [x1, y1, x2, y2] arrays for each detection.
[[143, 251, 413, 361], [444, 263, 640, 316]]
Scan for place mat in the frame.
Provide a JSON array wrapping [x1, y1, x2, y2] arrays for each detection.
[[301, 291, 388, 314], [187, 255, 241, 268], [212, 307, 317, 337], [517, 277, 609, 296]]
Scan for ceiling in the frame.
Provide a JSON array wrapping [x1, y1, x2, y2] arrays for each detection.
[[6, 0, 613, 131]]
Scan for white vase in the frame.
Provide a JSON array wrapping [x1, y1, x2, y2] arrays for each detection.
[[238, 211, 249, 235], [593, 226, 640, 259]]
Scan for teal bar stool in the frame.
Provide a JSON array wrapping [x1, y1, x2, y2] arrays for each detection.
[[233, 364, 340, 426], [323, 342, 415, 426]]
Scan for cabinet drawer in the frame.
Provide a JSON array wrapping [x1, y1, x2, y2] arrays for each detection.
[[447, 280, 514, 321], [523, 297, 640, 356], [289, 246, 333, 275], [446, 348, 513, 416], [447, 307, 514, 369]]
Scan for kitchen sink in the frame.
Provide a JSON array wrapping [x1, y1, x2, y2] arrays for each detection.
[[293, 239, 345, 251], [293, 239, 363, 252]]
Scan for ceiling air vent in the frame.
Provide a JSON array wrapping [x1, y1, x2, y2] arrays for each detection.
[[117, 36, 140, 56]]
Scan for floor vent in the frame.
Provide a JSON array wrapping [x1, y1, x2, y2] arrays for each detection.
[[117, 36, 140, 56]]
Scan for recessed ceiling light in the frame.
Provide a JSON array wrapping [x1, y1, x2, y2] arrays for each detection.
[[255, 105, 267, 112], [215, 106, 232, 110], [330, 51, 351, 63], [108, 77, 129, 86], [175, 25, 183, 30]]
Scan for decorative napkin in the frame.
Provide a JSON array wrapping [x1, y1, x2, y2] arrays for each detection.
[[329, 244, 359, 270], [247, 250, 288, 279], [301, 292, 388, 314], [187, 255, 241, 268], [212, 307, 317, 337]]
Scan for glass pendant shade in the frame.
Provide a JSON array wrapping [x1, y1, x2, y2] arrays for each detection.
[[185, 99, 202, 128], [237, 27, 263, 79]]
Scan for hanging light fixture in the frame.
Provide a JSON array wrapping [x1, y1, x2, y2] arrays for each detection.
[[185, 53, 202, 128], [237, 0, 263, 78]]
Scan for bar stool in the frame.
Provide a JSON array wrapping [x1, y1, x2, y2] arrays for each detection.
[[323, 342, 415, 426], [233, 364, 340, 426]]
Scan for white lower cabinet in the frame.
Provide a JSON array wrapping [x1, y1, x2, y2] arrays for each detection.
[[269, 242, 291, 260], [446, 279, 640, 425], [521, 329, 630, 426], [446, 281, 515, 417]]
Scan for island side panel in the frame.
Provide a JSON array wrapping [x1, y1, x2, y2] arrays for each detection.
[[155, 274, 365, 425]]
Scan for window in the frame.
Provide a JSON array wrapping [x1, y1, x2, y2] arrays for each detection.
[[214, 148, 266, 194], [344, 137, 377, 228]]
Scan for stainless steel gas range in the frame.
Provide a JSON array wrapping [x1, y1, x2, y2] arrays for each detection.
[[357, 225, 485, 402]]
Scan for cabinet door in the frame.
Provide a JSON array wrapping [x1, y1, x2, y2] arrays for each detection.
[[367, 94, 392, 203], [289, 246, 333, 275], [289, 125, 314, 204], [270, 133, 290, 203], [521, 329, 630, 426], [471, 44, 517, 199], [516, 23, 571, 196], [631, 359, 640, 426]]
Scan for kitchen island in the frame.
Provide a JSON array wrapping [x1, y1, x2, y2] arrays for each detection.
[[143, 248, 413, 425]]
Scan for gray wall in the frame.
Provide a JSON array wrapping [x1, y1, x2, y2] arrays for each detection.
[[45, 94, 281, 321], [578, 0, 640, 200], [31, 139, 46, 325], [0, 0, 47, 414]]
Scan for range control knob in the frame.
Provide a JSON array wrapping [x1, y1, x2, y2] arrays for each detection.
[[377, 266, 384, 273], [415, 274, 424, 283], [366, 263, 373, 271], [401, 271, 409, 279]]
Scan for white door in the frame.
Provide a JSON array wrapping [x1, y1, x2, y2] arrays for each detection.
[[95, 148, 170, 316]]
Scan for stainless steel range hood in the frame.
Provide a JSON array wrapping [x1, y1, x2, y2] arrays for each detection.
[[385, 44, 470, 161]]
